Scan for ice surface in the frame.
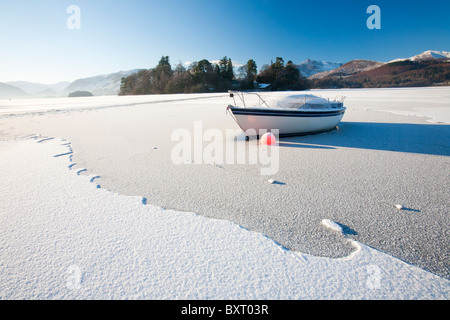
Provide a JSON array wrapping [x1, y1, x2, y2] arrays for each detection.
[[1, 87, 449, 299], [0, 138, 448, 299]]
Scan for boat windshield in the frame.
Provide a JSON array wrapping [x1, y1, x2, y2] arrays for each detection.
[[275, 95, 344, 110]]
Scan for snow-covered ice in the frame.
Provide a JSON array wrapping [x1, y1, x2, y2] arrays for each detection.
[[0, 137, 448, 299], [321, 219, 344, 234], [0, 87, 449, 300]]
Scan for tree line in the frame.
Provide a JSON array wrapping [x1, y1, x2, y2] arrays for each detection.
[[119, 56, 450, 95], [119, 56, 309, 95]]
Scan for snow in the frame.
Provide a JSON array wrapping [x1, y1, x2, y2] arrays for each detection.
[[0, 87, 449, 300], [298, 59, 343, 78], [390, 50, 450, 62], [321, 219, 344, 234], [0, 93, 211, 115], [310, 87, 450, 124], [0, 137, 448, 300]]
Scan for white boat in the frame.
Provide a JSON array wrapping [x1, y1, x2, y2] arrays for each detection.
[[226, 91, 346, 137]]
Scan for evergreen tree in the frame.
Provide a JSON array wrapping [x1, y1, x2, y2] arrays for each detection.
[[247, 59, 257, 82], [275, 60, 300, 90], [273, 57, 284, 71], [218, 56, 234, 81], [219, 56, 229, 79], [151, 56, 173, 93], [226, 58, 234, 80]]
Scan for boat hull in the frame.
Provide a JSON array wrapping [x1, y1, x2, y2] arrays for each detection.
[[228, 106, 346, 136]]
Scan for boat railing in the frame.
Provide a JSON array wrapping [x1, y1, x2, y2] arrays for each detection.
[[334, 95, 346, 102], [228, 90, 271, 108]]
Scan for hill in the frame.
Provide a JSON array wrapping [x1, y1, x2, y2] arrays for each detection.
[[68, 91, 94, 97], [347, 59, 450, 87], [65, 70, 142, 96], [312, 59, 450, 88], [5, 71, 139, 98], [0, 83, 30, 99], [6, 81, 70, 97], [309, 59, 386, 79]]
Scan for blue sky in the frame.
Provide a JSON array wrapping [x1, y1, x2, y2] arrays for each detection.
[[0, 0, 449, 83]]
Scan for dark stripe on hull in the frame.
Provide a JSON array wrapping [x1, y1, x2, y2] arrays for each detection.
[[244, 126, 339, 138], [228, 106, 346, 118], [276, 126, 338, 137]]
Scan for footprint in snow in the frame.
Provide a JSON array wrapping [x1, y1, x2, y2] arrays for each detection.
[[76, 169, 87, 175]]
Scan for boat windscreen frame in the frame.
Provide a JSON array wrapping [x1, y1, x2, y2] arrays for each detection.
[[228, 90, 271, 108]]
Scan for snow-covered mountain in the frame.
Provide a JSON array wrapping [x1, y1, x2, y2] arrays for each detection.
[[390, 50, 450, 62], [297, 59, 343, 78], [65, 70, 141, 96], [309, 59, 386, 79]]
